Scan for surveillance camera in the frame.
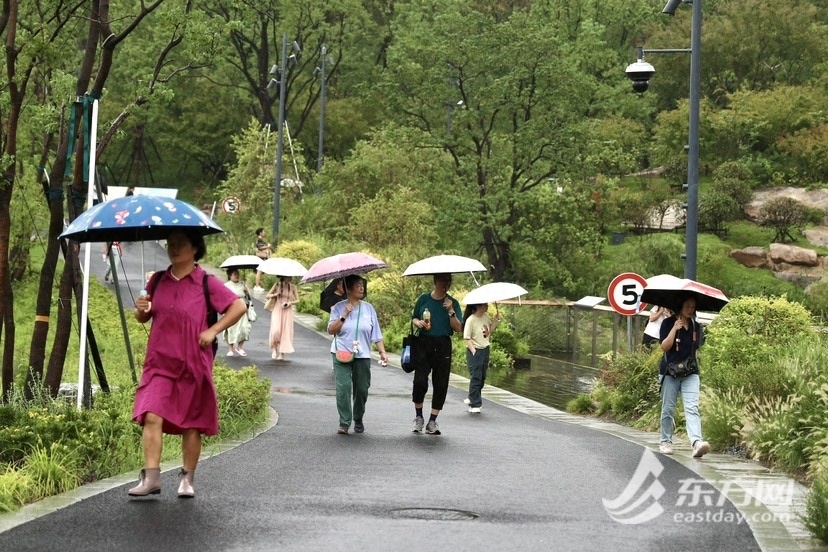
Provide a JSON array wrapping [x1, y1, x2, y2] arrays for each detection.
[[267, 78, 279, 91], [662, 0, 683, 16], [293, 41, 301, 52], [270, 64, 279, 75], [625, 59, 655, 93]]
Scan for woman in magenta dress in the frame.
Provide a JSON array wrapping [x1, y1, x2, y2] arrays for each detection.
[[129, 229, 247, 499], [266, 275, 299, 360]]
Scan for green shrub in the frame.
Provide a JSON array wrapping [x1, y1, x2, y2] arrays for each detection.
[[703, 296, 813, 396], [213, 366, 271, 427], [805, 461, 828, 542], [566, 394, 594, 414], [21, 442, 83, 501], [699, 387, 746, 450], [0, 467, 31, 513], [595, 349, 661, 422]]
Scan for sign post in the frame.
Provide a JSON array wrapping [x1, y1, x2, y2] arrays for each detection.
[[607, 272, 648, 352]]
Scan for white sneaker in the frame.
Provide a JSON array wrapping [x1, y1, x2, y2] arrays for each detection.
[[692, 440, 711, 458], [469, 407, 481, 414], [659, 443, 673, 455], [254, 286, 264, 292], [463, 398, 471, 405]]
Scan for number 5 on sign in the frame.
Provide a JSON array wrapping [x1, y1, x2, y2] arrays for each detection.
[[608, 272, 648, 316]]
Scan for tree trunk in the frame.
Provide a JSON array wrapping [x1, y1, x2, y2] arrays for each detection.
[[0, 276, 12, 402], [44, 264, 75, 397]]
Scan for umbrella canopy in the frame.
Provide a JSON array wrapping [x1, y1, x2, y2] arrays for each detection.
[[59, 195, 223, 243], [640, 274, 729, 312], [461, 282, 528, 305], [258, 257, 308, 277], [220, 255, 263, 271], [300, 252, 387, 284], [402, 254, 487, 276]]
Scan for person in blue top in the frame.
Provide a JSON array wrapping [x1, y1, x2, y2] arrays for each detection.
[[328, 274, 388, 435], [658, 294, 710, 458], [409, 273, 463, 435]]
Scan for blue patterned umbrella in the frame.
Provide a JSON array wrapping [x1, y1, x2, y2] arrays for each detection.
[[58, 195, 223, 243]]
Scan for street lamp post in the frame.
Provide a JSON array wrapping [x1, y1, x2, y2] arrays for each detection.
[[270, 35, 300, 243], [625, 0, 702, 280]]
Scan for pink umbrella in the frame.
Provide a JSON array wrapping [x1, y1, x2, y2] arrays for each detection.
[[299, 252, 387, 284]]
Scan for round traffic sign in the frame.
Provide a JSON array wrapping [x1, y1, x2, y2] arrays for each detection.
[[607, 272, 648, 316], [222, 196, 240, 214]]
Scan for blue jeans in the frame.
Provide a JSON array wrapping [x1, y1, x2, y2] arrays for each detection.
[[660, 373, 703, 445], [466, 347, 490, 408]]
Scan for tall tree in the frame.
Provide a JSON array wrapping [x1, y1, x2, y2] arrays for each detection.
[[380, 1, 609, 281]]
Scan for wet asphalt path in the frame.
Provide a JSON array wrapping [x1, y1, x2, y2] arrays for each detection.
[[0, 242, 760, 551]]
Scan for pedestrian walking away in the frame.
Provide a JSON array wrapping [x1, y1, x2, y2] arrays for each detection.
[[103, 241, 123, 283], [130, 229, 247, 499], [658, 294, 710, 458], [223, 269, 252, 357], [266, 275, 299, 360], [328, 275, 388, 435], [410, 273, 463, 435], [462, 302, 500, 413]]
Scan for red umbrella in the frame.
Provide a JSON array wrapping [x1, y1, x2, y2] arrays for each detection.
[[299, 252, 387, 284], [641, 274, 729, 312]]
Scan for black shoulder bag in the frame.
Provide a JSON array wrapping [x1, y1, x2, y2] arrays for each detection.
[[401, 322, 418, 373]]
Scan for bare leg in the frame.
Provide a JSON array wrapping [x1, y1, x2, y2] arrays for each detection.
[[181, 429, 202, 472], [142, 412, 164, 468]]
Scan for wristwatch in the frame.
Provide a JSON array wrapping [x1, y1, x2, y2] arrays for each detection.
[[449, 311, 456, 317], [339, 317, 346, 322]]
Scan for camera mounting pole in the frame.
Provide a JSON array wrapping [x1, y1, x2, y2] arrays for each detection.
[[625, 0, 702, 281]]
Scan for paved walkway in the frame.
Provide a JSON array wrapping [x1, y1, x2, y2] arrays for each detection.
[[0, 252, 824, 551]]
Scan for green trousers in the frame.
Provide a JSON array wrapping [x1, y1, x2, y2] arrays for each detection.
[[333, 356, 372, 428]]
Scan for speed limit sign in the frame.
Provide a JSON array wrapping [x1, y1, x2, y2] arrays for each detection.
[[222, 197, 241, 214], [607, 272, 648, 316]]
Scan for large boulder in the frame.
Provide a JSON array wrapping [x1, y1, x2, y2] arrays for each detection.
[[730, 247, 768, 268], [745, 187, 828, 223], [769, 243, 819, 267]]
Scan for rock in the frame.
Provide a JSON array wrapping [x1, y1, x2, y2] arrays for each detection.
[[769, 243, 819, 266], [745, 187, 828, 223], [730, 247, 768, 268], [804, 227, 828, 247], [774, 271, 824, 287]]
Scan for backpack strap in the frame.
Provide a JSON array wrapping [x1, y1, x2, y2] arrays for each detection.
[[203, 272, 218, 358]]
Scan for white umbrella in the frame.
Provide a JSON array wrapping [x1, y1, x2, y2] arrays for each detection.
[[461, 282, 528, 305], [220, 255, 263, 271], [403, 255, 487, 286], [258, 257, 308, 277]]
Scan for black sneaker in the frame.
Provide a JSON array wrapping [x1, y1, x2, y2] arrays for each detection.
[[354, 421, 364, 433]]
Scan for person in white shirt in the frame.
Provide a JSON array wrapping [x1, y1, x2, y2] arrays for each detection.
[[642, 305, 669, 348], [462, 303, 501, 413]]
